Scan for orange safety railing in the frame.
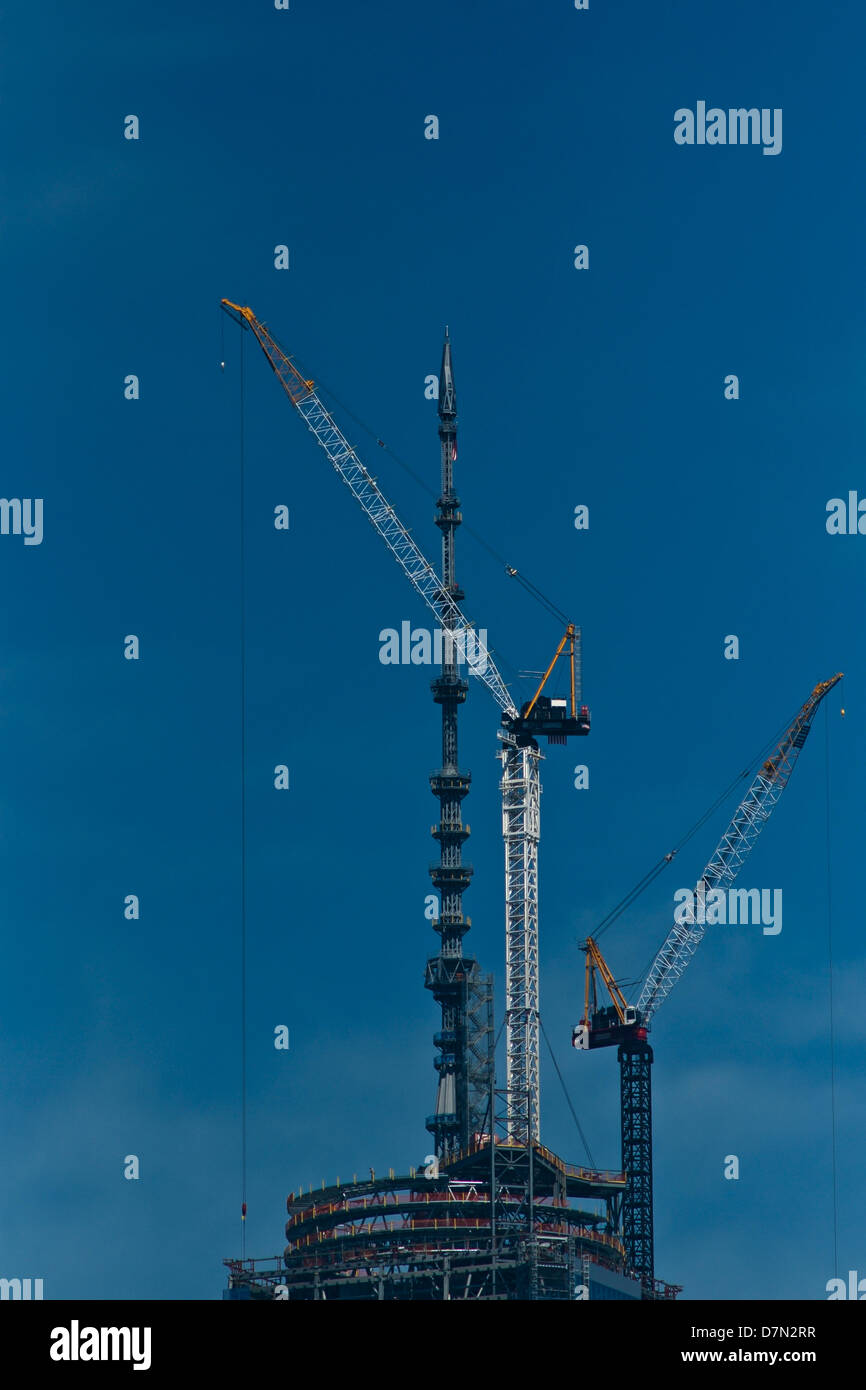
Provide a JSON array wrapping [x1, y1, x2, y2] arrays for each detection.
[[285, 1217, 625, 1259], [441, 1136, 626, 1187]]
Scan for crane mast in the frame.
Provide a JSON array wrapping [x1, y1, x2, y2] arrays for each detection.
[[221, 301, 589, 1152], [500, 737, 543, 1141], [500, 622, 586, 1141], [574, 672, 842, 1291]]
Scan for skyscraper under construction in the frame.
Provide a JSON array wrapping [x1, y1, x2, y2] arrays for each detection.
[[222, 324, 656, 1301]]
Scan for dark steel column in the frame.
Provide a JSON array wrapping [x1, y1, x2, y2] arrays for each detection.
[[619, 1037, 654, 1289]]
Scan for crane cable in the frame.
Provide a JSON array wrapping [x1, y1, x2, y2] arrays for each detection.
[[825, 699, 839, 1277], [540, 1017, 597, 1170], [592, 700, 814, 969], [224, 320, 846, 1248], [230, 313, 248, 1256], [222, 317, 598, 1190], [265, 334, 573, 633], [620, 694, 843, 1001], [479, 1013, 599, 1172], [221, 317, 575, 693]]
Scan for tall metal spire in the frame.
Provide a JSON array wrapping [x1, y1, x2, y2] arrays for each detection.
[[425, 330, 492, 1159]]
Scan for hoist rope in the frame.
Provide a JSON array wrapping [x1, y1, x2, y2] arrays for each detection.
[[227, 314, 249, 1257], [825, 701, 839, 1277], [271, 334, 574, 641], [592, 702, 815, 1013], [540, 1016, 598, 1171]]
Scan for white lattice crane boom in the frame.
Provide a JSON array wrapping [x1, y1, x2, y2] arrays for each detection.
[[636, 672, 842, 1024], [222, 303, 516, 719], [222, 300, 590, 1145]]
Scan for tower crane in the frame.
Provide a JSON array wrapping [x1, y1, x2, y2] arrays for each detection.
[[572, 673, 842, 1291], [221, 300, 589, 1149]]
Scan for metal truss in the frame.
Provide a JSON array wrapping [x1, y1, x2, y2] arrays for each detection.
[[223, 303, 516, 715], [466, 972, 494, 1137], [499, 735, 542, 1141], [619, 1038, 654, 1286], [637, 772, 778, 1022], [224, 302, 573, 1151], [637, 675, 841, 1024], [292, 390, 517, 717]]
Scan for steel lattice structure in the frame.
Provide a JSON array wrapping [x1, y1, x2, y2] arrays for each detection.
[[223, 1139, 635, 1302], [222, 302, 516, 719], [575, 672, 841, 1292], [424, 331, 493, 1155], [618, 1039, 654, 1286], [221, 301, 574, 1144], [294, 392, 516, 710], [618, 672, 842, 1286], [500, 737, 542, 1142], [637, 673, 843, 1023]]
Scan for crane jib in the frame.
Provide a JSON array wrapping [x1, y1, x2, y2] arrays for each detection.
[[225, 298, 597, 1151], [636, 673, 842, 1024], [222, 302, 517, 717]]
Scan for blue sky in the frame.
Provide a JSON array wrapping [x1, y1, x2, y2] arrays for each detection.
[[0, 0, 863, 1299]]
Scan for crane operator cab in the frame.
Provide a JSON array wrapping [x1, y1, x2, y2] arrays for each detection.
[[501, 624, 590, 744], [505, 695, 591, 745], [573, 1004, 643, 1050]]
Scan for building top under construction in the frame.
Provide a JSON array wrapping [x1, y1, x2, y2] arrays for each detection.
[[224, 1134, 679, 1302]]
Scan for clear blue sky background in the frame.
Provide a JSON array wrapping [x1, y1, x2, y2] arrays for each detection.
[[1, 0, 863, 1300]]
